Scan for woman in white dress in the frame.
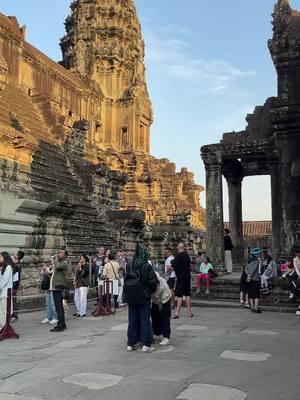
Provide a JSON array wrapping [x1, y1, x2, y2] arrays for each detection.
[[0, 252, 13, 329]]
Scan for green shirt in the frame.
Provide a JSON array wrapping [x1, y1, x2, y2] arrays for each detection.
[[52, 260, 69, 289]]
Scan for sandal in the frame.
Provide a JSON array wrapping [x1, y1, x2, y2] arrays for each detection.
[[188, 313, 194, 318], [172, 314, 180, 319]]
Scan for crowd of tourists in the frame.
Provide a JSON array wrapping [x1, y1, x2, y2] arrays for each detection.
[[239, 247, 300, 314], [1, 241, 300, 347], [0, 242, 195, 352]]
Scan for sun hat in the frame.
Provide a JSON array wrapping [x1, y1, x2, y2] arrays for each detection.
[[251, 248, 262, 256]]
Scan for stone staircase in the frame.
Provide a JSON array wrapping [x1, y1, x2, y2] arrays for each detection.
[[30, 141, 117, 257], [192, 273, 298, 313], [0, 82, 50, 141]]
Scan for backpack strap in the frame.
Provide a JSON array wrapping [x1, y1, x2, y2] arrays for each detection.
[[110, 262, 119, 280]]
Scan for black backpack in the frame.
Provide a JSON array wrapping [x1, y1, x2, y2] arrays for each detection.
[[124, 268, 145, 305]]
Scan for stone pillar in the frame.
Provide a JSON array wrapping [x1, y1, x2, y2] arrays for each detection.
[[204, 162, 225, 269], [270, 164, 282, 259], [277, 134, 300, 255], [227, 177, 244, 266]]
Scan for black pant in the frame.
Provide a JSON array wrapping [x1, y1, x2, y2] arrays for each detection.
[[102, 294, 118, 308], [12, 288, 18, 318], [127, 300, 152, 347], [52, 290, 66, 328], [151, 300, 171, 339]]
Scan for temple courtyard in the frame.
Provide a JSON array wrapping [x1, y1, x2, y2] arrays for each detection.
[[0, 305, 299, 400]]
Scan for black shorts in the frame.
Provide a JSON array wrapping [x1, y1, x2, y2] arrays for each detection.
[[240, 278, 248, 293], [175, 276, 191, 298], [247, 281, 260, 299], [168, 277, 176, 290]]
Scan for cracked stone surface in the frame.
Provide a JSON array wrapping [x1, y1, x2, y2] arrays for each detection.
[[176, 383, 247, 400], [63, 373, 122, 390], [0, 395, 42, 400], [242, 329, 279, 336], [176, 325, 207, 331], [110, 323, 128, 331], [0, 304, 299, 400], [219, 350, 271, 362], [54, 339, 92, 348], [155, 345, 175, 353]]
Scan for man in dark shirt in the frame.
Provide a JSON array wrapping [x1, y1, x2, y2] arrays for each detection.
[[172, 243, 193, 318], [224, 229, 233, 273]]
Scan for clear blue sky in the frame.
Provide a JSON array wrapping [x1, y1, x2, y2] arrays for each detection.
[[1, 0, 297, 220]]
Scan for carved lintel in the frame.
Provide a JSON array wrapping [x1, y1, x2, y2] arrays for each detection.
[[201, 145, 223, 168]]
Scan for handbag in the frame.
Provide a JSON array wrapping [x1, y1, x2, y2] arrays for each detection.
[[246, 263, 260, 283], [162, 271, 170, 282], [41, 274, 50, 290], [209, 269, 218, 279], [110, 262, 121, 287]]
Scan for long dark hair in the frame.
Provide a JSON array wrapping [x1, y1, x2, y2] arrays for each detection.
[[0, 252, 13, 275], [79, 254, 89, 265]]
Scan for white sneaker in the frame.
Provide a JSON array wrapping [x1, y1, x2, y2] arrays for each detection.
[[159, 338, 170, 346], [289, 293, 294, 299], [127, 346, 134, 352], [205, 288, 210, 294], [142, 345, 155, 353], [41, 318, 50, 324], [296, 310, 300, 316], [49, 319, 58, 325]]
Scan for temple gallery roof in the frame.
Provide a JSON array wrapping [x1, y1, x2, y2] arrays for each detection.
[[224, 221, 272, 238]]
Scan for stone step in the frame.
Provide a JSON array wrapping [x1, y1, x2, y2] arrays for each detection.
[[194, 291, 297, 307], [0, 113, 49, 141], [0, 84, 50, 140], [194, 285, 290, 297], [191, 299, 297, 313], [17, 291, 98, 314]]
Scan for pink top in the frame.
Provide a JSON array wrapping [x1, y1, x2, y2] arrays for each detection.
[[280, 263, 289, 273]]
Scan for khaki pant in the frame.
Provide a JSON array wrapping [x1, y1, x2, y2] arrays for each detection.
[[225, 250, 233, 273]]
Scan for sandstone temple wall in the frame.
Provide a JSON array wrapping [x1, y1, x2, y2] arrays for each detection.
[[0, 2, 205, 294]]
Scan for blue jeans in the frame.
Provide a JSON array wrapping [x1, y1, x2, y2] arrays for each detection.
[[127, 300, 152, 347], [46, 291, 57, 320]]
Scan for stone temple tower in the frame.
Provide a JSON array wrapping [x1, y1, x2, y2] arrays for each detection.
[[60, 0, 152, 154]]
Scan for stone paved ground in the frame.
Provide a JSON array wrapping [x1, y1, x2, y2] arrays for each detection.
[[0, 303, 299, 400]]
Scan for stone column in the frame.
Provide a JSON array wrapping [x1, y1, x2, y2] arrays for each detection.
[[227, 176, 244, 266], [276, 134, 300, 255], [270, 164, 282, 259], [204, 162, 225, 269]]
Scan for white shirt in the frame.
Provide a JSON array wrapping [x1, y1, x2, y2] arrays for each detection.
[[0, 265, 13, 299], [165, 255, 175, 278], [294, 256, 300, 276], [151, 272, 171, 305]]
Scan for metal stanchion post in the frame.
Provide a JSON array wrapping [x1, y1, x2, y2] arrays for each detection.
[[92, 284, 108, 317], [104, 279, 115, 315], [88, 256, 92, 288], [0, 288, 19, 341]]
